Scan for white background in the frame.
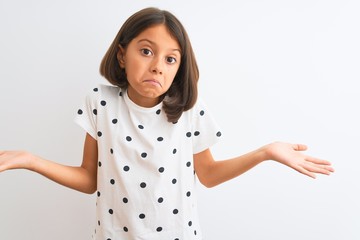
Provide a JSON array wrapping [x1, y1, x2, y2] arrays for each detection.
[[0, 0, 359, 239]]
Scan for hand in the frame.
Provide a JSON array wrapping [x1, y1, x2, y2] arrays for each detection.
[[0, 150, 34, 172], [263, 142, 334, 178]]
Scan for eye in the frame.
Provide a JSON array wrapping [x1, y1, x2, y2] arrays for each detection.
[[141, 48, 153, 56], [166, 57, 177, 64]]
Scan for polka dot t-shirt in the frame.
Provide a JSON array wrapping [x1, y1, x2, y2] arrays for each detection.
[[75, 84, 222, 240]]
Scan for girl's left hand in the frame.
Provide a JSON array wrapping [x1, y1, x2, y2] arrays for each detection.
[[263, 142, 334, 178]]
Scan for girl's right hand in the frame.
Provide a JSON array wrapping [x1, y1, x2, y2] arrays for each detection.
[[1, 134, 98, 194], [0, 150, 35, 172]]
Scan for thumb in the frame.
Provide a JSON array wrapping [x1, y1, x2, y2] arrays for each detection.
[[292, 144, 308, 151]]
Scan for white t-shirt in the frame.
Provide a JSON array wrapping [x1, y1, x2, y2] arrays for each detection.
[[75, 84, 222, 240]]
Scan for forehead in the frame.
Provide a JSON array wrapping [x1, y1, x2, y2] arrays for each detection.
[[133, 24, 180, 50]]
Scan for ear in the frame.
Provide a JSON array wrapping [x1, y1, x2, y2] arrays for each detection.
[[116, 45, 126, 68]]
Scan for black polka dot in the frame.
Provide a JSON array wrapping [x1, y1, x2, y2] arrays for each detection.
[[194, 230, 197, 235], [216, 131, 222, 137], [172, 178, 177, 184], [93, 109, 97, 115], [140, 182, 146, 188], [172, 121, 178, 124], [123, 166, 130, 171], [156, 227, 162, 232], [188, 221, 192, 226], [173, 209, 179, 214], [100, 100, 106, 106], [200, 110, 205, 116], [77, 109, 83, 115], [158, 197, 164, 203], [109, 209, 113, 214], [123, 226, 128, 232], [156, 109, 161, 115], [110, 179, 115, 185], [158, 167, 165, 173], [186, 132, 191, 137], [157, 137, 164, 142], [123, 197, 128, 203], [112, 119, 118, 124], [93, 88, 98, 92], [186, 161, 191, 167], [186, 191, 191, 197], [110, 148, 113, 154], [119, 91, 123, 96], [97, 191, 101, 197], [173, 148, 177, 154], [194, 131, 200, 136], [139, 213, 145, 219], [98, 220, 100, 226], [98, 161, 102, 167], [97, 131, 102, 137], [141, 152, 147, 158], [126, 136, 132, 141], [138, 124, 144, 129]]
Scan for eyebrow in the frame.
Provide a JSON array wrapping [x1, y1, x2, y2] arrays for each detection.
[[137, 39, 181, 54]]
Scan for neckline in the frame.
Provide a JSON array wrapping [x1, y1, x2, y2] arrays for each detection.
[[123, 89, 163, 113]]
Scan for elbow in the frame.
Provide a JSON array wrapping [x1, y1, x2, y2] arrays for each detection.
[[83, 187, 97, 195], [80, 181, 97, 194], [83, 174, 97, 194], [198, 176, 219, 188], [86, 183, 98, 194], [197, 166, 221, 188], [202, 182, 217, 188]]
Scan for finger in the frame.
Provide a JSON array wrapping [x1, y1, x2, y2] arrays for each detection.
[[292, 144, 308, 151], [294, 165, 316, 179], [292, 163, 316, 178], [306, 156, 333, 166], [303, 162, 333, 175], [0, 166, 6, 173]]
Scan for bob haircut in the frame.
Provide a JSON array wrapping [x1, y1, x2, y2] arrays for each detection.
[[100, 7, 199, 123]]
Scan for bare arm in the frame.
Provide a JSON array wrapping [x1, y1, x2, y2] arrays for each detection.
[[194, 142, 334, 188], [0, 133, 98, 194]]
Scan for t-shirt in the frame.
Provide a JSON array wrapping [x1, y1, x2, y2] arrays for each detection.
[[74, 84, 222, 240]]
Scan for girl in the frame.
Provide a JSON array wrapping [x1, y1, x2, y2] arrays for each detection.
[[0, 7, 333, 240]]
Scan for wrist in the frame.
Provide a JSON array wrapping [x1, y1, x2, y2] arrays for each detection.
[[258, 143, 273, 162], [244, 145, 270, 165], [26, 152, 40, 171]]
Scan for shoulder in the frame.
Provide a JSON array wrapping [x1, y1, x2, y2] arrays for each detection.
[[84, 84, 121, 102], [93, 84, 121, 97], [188, 97, 212, 119]]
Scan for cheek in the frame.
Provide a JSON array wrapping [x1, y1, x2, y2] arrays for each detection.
[[124, 60, 142, 78], [166, 69, 178, 85], [169, 65, 180, 79]]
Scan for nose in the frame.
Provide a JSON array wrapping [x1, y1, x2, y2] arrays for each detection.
[[150, 58, 163, 75]]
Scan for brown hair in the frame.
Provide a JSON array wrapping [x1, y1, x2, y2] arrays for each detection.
[[99, 7, 199, 123]]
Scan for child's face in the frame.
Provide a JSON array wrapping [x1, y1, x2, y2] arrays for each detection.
[[118, 24, 181, 107]]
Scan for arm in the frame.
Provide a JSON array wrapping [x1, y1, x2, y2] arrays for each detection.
[[193, 142, 334, 188], [0, 133, 98, 194]]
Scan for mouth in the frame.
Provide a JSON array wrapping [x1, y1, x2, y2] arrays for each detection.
[[143, 79, 162, 87]]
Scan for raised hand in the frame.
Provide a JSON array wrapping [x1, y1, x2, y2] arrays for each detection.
[[263, 142, 334, 178], [0, 150, 34, 172]]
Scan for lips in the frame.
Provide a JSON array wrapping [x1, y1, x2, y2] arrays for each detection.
[[143, 79, 162, 87]]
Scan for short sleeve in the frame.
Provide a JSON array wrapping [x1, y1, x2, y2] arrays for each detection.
[[74, 87, 99, 139], [191, 98, 222, 154]]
